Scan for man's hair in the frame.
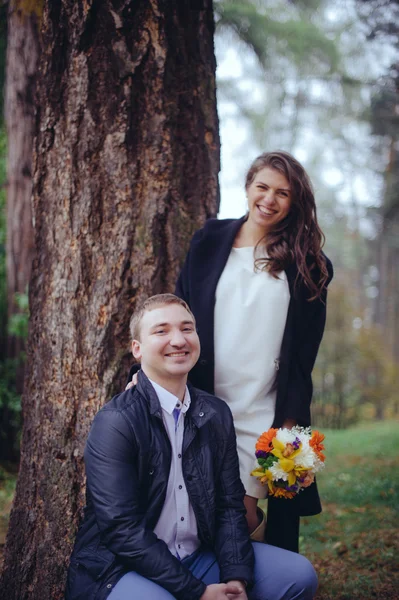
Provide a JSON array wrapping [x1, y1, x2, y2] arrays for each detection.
[[130, 294, 195, 341]]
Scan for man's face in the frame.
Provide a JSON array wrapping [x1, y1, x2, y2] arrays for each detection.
[[132, 303, 200, 383]]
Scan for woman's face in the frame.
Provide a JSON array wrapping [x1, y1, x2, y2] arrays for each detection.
[[246, 167, 292, 234]]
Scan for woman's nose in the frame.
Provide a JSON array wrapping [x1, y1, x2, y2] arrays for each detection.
[[263, 190, 275, 205]]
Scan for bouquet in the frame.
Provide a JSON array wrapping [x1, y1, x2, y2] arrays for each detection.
[[251, 426, 325, 499]]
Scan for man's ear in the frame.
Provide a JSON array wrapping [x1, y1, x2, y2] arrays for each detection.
[[132, 340, 142, 361]]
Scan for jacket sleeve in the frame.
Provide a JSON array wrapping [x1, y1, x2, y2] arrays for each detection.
[[283, 258, 333, 425], [213, 408, 254, 586], [84, 408, 207, 600]]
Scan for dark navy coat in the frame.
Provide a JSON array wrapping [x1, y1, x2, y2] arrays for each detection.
[[175, 217, 333, 517], [65, 371, 254, 600]]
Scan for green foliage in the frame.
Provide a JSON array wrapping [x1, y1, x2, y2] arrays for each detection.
[[299, 421, 399, 599], [216, 1, 340, 75], [8, 292, 29, 339], [0, 127, 6, 334], [0, 128, 23, 461], [0, 464, 17, 547]]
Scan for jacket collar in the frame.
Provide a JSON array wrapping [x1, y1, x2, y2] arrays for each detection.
[[136, 370, 216, 428]]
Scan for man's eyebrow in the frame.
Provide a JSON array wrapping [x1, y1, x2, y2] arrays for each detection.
[[149, 319, 194, 330], [149, 322, 169, 329]]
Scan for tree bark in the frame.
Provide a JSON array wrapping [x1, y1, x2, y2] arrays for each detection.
[[0, 1, 219, 598], [5, 0, 41, 386]]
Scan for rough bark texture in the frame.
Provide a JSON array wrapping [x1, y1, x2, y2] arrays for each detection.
[[5, 0, 41, 383], [0, 1, 219, 598]]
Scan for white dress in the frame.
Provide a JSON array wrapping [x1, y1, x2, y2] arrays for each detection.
[[214, 247, 290, 498]]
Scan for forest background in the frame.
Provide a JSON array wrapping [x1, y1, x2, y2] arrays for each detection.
[[0, 1, 398, 599]]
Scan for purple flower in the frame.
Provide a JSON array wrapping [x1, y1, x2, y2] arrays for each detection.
[[287, 485, 299, 492], [255, 450, 269, 459], [292, 437, 301, 449]]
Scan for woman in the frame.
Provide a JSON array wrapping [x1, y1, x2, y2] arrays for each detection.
[[130, 151, 333, 553]]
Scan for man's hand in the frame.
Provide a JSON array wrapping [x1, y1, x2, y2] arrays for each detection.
[[200, 582, 247, 600], [226, 580, 248, 600], [125, 372, 138, 390]]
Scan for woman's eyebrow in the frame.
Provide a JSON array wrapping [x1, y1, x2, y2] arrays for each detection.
[[256, 180, 290, 191]]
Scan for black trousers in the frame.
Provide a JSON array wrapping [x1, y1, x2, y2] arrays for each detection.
[[264, 496, 300, 553]]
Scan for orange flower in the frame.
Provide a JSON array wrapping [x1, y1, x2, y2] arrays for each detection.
[[271, 487, 296, 499], [309, 430, 326, 462], [256, 428, 278, 453]]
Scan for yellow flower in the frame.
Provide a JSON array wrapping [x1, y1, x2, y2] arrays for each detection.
[[271, 438, 307, 486], [251, 468, 275, 493]]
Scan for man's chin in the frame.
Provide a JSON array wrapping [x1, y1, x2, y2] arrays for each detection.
[[164, 360, 196, 376]]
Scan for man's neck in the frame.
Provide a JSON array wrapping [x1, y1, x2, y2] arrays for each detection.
[[142, 369, 187, 401]]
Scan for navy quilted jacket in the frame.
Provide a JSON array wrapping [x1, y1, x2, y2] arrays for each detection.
[[65, 371, 254, 600]]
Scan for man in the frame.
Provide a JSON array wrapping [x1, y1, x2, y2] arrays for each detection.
[[65, 294, 317, 600]]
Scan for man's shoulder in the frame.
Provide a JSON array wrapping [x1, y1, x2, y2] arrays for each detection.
[[95, 387, 147, 424]]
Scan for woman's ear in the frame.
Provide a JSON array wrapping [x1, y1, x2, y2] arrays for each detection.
[[132, 340, 142, 361]]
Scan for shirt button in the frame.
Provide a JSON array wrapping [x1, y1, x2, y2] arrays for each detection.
[[178, 485, 183, 489], [106, 584, 112, 589], [178, 453, 182, 458], [178, 544, 181, 549], [199, 411, 204, 417], [181, 517, 184, 521]]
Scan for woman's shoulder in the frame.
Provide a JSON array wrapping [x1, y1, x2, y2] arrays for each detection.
[[191, 216, 245, 246], [321, 251, 334, 285], [303, 251, 333, 284]]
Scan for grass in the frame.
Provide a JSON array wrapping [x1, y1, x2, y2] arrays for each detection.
[[299, 421, 399, 600], [0, 421, 398, 598]]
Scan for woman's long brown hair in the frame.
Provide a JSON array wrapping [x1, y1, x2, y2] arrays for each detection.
[[245, 151, 329, 300]]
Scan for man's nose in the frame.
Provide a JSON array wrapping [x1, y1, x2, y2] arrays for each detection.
[[170, 330, 186, 346]]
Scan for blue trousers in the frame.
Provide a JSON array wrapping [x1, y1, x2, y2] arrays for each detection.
[[107, 542, 318, 600]]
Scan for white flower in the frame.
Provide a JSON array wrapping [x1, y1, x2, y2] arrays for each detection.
[[313, 455, 325, 473], [275, 428, 297, 445], [293, 439, 315, 469], [269, 462, 289, 482]]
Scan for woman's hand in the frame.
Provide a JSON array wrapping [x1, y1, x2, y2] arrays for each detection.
[[125, 372, 138, 390], [282, 418, 296, 429]]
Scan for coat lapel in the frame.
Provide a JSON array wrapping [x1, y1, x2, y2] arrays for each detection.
[[191, 217, 245, 360]]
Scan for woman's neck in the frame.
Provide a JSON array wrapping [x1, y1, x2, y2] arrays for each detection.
[[234, 219, 268, 248]]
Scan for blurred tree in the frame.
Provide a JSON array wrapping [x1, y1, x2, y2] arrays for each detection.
[[0, 1, 219, 598], [5, 0, 42, 392], [215, 0, 399, 426], [0, 3, 7, 123]]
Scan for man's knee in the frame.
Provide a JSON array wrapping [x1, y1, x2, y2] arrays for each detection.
[[251, 543, 318, 600], [289, 554, 318, 599]]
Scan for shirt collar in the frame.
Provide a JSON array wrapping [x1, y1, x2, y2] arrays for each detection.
[[149, 379, 191, 415]]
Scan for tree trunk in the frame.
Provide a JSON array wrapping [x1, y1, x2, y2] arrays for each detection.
[[0, 1, 219, 598], [5, 0, 40, 388]]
